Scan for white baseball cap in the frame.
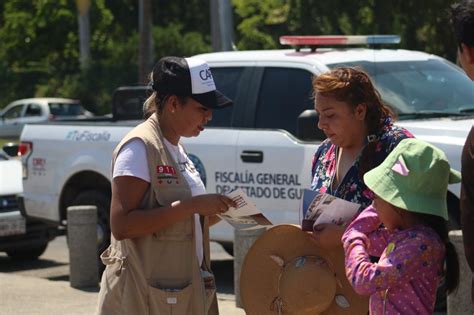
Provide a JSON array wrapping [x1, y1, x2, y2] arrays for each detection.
[[151, 56, 233, 109]]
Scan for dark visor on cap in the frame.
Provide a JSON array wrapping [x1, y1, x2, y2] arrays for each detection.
[[190, 89, 233, 109]]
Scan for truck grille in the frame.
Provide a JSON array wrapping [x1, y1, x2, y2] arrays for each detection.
[[0, 195, 18, 213]]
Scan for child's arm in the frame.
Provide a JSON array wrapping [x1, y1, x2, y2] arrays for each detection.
[[343, 206, 390, 257], [342, 232, 435, 295]]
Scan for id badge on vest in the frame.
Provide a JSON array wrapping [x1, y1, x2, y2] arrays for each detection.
[[156, 165, 181, 185]]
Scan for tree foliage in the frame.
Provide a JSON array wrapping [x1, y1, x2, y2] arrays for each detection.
[[232, 0, 459, 61], [0, 0, 210, 113], [0, 0, 462, 114]]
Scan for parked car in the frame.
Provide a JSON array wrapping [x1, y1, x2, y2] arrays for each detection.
[[0, 143, 57, 261], [0, 98, 93, 139]]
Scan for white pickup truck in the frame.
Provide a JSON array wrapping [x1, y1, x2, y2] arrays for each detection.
[[19, 36, 474, 255]]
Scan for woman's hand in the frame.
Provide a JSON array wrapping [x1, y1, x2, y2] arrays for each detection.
[[192, 194, 237, 216], [310, 223, 345, 250]]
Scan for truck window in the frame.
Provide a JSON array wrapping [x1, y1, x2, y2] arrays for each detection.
[[209, 67, 245, 127], [3, 104, 24, 119], [328, 60, 474, 117], [25, 103, 42, 117], [49, 103, 84, 116], [255, 67, 314, 137], [113, 88, 150, 120]]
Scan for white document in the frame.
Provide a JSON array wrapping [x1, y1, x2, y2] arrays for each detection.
[[218, 189, 272, 230]]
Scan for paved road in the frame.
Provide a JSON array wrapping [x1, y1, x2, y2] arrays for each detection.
[[0, 236, 447, 315], [0, 236, 244, 315]]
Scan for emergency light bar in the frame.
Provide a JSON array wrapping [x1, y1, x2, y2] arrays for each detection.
[[279, 35, 401, 47]]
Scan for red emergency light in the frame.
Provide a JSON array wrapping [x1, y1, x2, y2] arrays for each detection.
[[279, 35, 400, 49]]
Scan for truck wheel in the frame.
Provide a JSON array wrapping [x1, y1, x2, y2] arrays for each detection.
[[71, 190, 111, 270], [6, 243, 48, 261]]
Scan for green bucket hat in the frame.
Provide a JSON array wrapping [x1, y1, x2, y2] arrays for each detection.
[[363, 138, 461, 220]]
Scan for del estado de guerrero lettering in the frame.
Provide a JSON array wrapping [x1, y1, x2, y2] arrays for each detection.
[[215, 171, 303, 200]]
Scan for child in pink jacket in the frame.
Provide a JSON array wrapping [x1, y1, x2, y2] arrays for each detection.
[[342, 139, 460, 314]]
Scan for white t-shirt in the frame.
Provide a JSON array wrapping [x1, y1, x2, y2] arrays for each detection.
[[113, 138, 206, 266]]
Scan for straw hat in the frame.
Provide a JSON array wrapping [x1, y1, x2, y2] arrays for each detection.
[[240, 224, 368, 315]]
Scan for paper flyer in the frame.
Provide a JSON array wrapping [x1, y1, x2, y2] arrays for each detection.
[[300, 189, 360, 231], [218, 188, 273, 230]]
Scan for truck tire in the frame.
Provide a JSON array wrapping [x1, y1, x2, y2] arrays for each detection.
[[6, 243, 48, 261], [71, 190, 111, 270]]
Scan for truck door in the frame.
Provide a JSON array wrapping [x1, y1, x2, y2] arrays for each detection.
[[23, 103, 44, 124], [182, 66, 253, 243], [0, 103, 25, 139], [235, 66, 320, 226]]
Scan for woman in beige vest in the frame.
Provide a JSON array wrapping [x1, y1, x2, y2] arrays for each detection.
[[96, 56, 236, 315]]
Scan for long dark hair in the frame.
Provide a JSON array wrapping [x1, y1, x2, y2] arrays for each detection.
[[312, 67, 395, 176], [414, 213, 460, 293]]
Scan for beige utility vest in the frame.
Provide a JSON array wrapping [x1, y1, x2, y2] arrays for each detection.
[[96, 114, 218, 315]]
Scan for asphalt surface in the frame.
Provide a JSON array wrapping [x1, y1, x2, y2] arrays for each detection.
[[0, 236, 245, 315], [0, 236, 448, 315]]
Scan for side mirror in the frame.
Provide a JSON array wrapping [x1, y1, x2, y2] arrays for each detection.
[[2, 142, 19, 157], [297, 109, 326, 141]]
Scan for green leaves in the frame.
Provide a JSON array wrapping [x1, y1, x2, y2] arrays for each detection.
[[0, 0, 213, 113], [233, 0, 289, 49], [232, 0, 458, 58], [153, 23, 210, 58]]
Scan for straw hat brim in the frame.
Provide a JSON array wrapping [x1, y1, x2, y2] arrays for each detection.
[[240, 224, 368, 315]]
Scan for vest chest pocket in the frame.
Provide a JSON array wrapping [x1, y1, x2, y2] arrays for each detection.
[[148, 283, 194, 315], [153, 178, 188, 206]]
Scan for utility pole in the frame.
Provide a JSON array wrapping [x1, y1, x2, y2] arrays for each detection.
[[138, 0, 153, 84], [76, 0, 91, 68], [210, 0, 220, 51], [210, 0, 235, 51]]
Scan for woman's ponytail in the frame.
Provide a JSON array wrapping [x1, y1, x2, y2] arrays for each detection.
[[416, 213, 460, 294], [144, 71, 188, 118]]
